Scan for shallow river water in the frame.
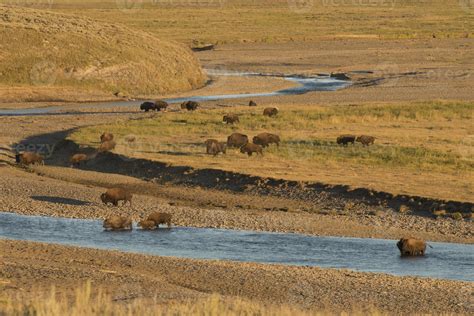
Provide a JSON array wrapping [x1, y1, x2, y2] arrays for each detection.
[[1, 213, 472, 282]]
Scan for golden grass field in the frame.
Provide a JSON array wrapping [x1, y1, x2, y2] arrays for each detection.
[[70, 100, 474, 202]]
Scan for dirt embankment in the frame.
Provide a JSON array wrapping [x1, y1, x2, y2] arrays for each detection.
[[1, 240, 472, 314], [0, 5, 207, 103]]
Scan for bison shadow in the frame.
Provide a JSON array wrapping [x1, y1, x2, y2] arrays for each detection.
[[31, 195, 91, 206]]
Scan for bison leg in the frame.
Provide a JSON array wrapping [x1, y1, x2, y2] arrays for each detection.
[[113, 201, 118, 207]]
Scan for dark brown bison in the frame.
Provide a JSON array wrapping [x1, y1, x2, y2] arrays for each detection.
[[263, 107, 278, 117], [240, 143, 263, 156], [98, 140, 116, 153], [337, 135, 356, 146], [155, 100, 169, 111], [147, 212, 172, 228], [181, 101, 199, 111], [100, 188, 133, 207], [100, 132, 114, 143], [140, 101, 156, 112], [223, 114, 239, 124], [70, 153, 88, 168], [138, 220, 157, 230], [397, 238, 430, 256], [103, 216, 132, 231], [249, 100, 257, 107], [356, 135, 376, 146], [204, 139, 219, 153], [253, 133, 280, 148], [15, 152, 44, 165], [227, 133, 249, 148]]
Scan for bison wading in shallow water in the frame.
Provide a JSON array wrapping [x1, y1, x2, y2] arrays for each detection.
[[103, 216, 132, 231], [100, 188, 133, 207], [70, 153, 88, 167], [240, 143, 263, 156], [263, 107, 278, 117], [223, 114, 239, 124], [253, 133, 280, 147], [356, 135, 376, 146], [147, 212, 172, 228], [15, 152, 44, 165], [138, 220, 157, 230], [397, 238, 430, 256], [336, 135, 356, 146], [100, 132, 114, 143], [227, 133, 249, 148]]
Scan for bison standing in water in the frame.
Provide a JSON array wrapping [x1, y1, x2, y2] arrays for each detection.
[[263, 107, 278, 117], [223, 114, 239, 124], [356, 135, 376, 146], [227, 133, 248, 148], [147, 212, 172, 228], [253, 133, 280, 147], [397, 238, 430, 256], [103, 216, 132, 231], [181, 101, 199, 111], [138, 220, 157, 230], [100, 188, 133, 207], [336, 135, 356, 146], [240, 143, 263, 156], [15, 152, 44, 165]]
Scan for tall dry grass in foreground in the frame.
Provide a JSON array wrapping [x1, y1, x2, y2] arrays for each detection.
[[0, 283, 382, 316]]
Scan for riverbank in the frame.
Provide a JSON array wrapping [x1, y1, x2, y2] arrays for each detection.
[[1, 239, 472, 314]]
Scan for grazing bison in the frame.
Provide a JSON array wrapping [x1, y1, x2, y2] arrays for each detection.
[[397, 238, 430, 256], [181, 101, 199, 111], [227, 133, 249, 148], [263, 107, 278, 117], [336, 135, 356, 146], [140, 101, 156, 112], [223, 114, 239, 124], [100, 132, 114, 143], [155, 100, 169, 111], [356, 135, 376, 146], [138, 220, 157, 230], [15, 152, 44, 165], [70, 153, 88, 168], [100, 188, 133, 207], [147, 212, 172, 228], [103, 216, 132, 231], [204, 139, 219, 153], [253, 133, 280, 147], [208, 142, 226, 156], [249, 100, 257, 107], [240, 143, 263, 156], [98, 140, 116, 153]]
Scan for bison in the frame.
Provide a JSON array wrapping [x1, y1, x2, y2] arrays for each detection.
[[249, 100, 257, 107], [70, 153, 88, 168], [227, 133, 249, 148], [100, 188, 133, 207], [356, 135, 376, 146], [146, 212, 172, 228], [138, 220, 157, 230], [223, 114, 239, 124], [103, 216, 132, 231], [98, 140, 116, 153], [15, 152, 44, 166], [100, 132, 114, 143], [155, 100, 169, 111], [253, 133, 280, 148], [208, 142, 226, 156], [397, 238, 430, 256], [263, 107, 278, 117], [140, 101, 156, 112], [181, 101, 199, 111], [336, 135, 356, 146], [240, 143, 263, 156]]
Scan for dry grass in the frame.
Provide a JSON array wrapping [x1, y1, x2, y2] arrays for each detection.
[[70, 100, 474, 202], [0, 282, 382, 316], [18, 0, 474, 44], [0, 5, 206, 102]]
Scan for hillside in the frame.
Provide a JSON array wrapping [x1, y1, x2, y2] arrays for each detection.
[[0, 5, 207, 102]]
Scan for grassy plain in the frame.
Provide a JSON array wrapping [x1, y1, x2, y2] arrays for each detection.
[[70, 100, 474, 202]]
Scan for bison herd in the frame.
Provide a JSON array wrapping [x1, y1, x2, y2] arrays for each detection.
[[337, 134, 376, 146], [206, 131, 281, 157]]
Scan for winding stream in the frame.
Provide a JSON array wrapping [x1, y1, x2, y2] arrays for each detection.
[[0, 213, 472, 282], [0, 72, 350, 116]]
